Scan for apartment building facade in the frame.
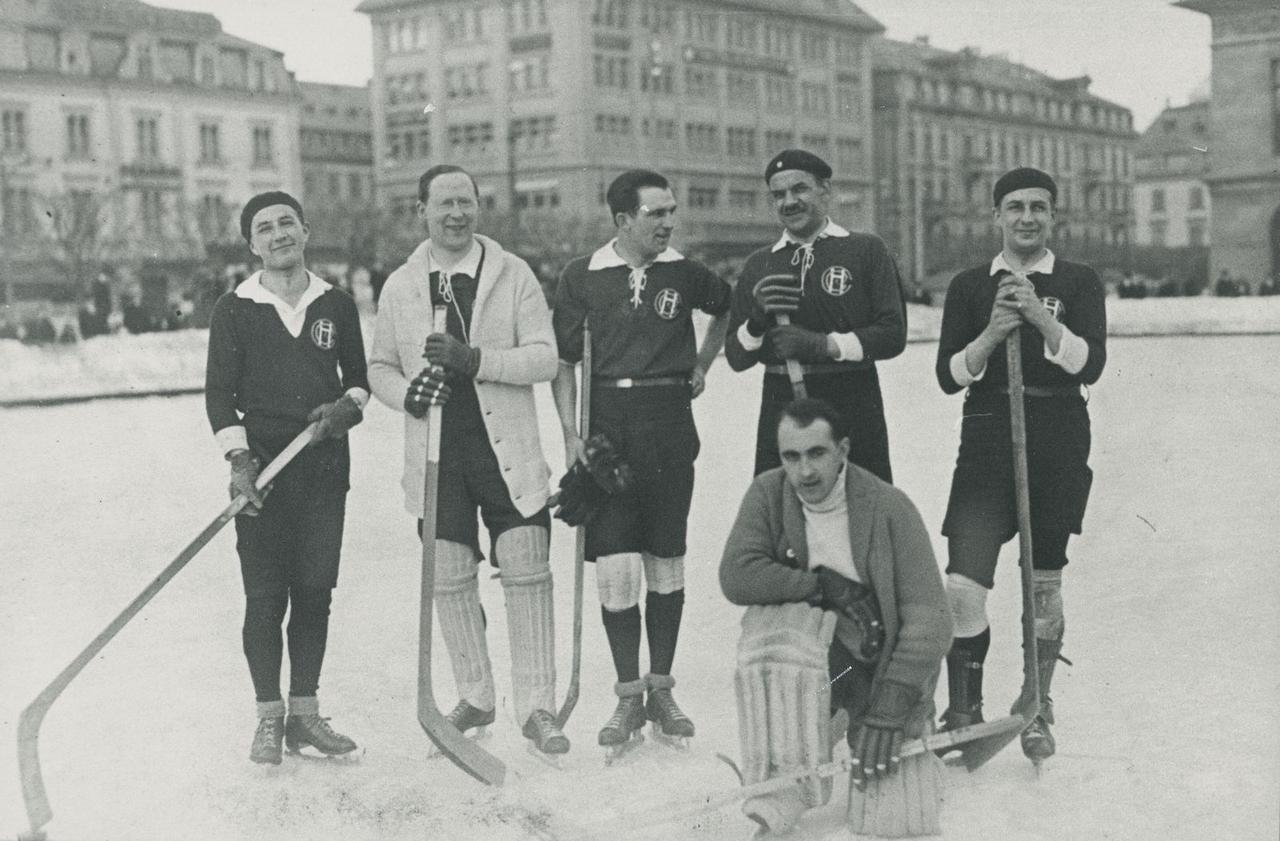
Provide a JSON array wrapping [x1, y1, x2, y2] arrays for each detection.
[[299, 81, 376, 265], [1133, 101, 1211, 248]]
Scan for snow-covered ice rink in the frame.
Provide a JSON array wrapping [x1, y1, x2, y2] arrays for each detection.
[[3, 336, 1277, 841]]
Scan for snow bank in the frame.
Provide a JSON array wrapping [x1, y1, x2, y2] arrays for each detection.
[[2, 297, 1277, 405]]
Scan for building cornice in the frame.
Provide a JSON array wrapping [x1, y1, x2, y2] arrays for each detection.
[[0, 69, 303, 105]]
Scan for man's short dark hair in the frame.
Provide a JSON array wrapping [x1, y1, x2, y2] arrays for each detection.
[[418, 164, 479, 204], [778, 398, 848, 443], [606, 169, 670, 219]]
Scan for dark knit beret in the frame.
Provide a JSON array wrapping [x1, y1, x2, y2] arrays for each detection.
[[765, 149, 833, 183], [992, 167, 1057, 207], [240, 191, 305, 241]]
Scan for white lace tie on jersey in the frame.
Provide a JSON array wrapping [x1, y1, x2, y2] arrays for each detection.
[[791, 243, 815, 294], [628, 266, 648, 308]]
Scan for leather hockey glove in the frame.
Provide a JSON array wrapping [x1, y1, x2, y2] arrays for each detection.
[[404, 367, 452, 419], [811, 567, 885, 661], [749, 274, 802, 334], [307, 393, 363, 441], [768, 324, 830, 363], [553, 433, 634, 527], [424, 332, 482, 378], [228, 448, 266, 515], [849, 681, 920, 791]]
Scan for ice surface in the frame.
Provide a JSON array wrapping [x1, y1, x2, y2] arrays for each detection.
[[2, 335, 1278, 841]]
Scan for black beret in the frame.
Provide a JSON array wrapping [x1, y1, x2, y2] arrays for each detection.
[[765, 149, 833, 183], [992, 167, 1057, 207], [240, 190, 305, 242]]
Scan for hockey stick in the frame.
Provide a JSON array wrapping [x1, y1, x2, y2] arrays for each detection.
[[773, 313, 808, 399], [416, 305, 505, 785], [556, 319, 589, 729], [17, 422, 319, 841]]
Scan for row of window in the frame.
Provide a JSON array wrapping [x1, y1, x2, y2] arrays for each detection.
[[22, 28, 283, 92], [591, 116, 865, 170], [1149, 185, 1206, 213], [300, 129, 373, 161], [1, 185, 223, 240], [0, 108, 277, 167], [382, 6, 487, 54], [910, 74, 1132, 133], [1148, 218, 1207, 248], [303, 171, 374, 203], [907, 122, 1132, 180]]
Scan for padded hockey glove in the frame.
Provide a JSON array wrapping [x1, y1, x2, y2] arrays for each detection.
[[812, 567, 885, 661], [227, 448, 265, 515], [768, 325, 830, 363], [404, 367, 452, 419], [849, 681, 920, 791], [424, 332, 482, 379], [749, 274, 802, 334], [553, 433, 634, 526], [307, 393, 363, 441]]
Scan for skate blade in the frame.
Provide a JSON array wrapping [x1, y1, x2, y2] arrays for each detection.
[[649, 723, 691, 751], [603, 731, 645, 766], [525, 742, 567, 769], [286, 744, 364, 763], [428, 726, 489, 758]]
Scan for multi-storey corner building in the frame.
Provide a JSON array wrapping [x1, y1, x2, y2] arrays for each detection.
[[1133, 101, 1211, 248], [871, 38, 1137, 285], [1175, 0, 1280, 285], [299, 81, 375, 266], [356, 0, 883, 258], [0, 0, 301, 309]]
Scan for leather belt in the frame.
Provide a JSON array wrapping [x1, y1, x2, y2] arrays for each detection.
[[764, 362, 865, 376], [981, 385, 1080, 398], [593, 376, 689, 389]]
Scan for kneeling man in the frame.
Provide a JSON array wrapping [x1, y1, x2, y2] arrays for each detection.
[[720, 399, 951, 837]]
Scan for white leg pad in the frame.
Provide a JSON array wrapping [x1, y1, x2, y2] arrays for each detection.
[[847, 749, 946, 837], [1032, 569, 1064, 641], [641, 553, 685, 594], [945, 573, 990, 639], [496, 526, 556, 724], [596, 552, 643, 612], [735, 603, 838, 811], [434, 539, 494, 712]]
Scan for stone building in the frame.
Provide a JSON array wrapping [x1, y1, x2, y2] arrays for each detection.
[[1133, 100, 1211, 248], [1176, 0, 1280, 286], [299, 81, 375, 267], [871, 37, 1136, 286], [356, 0, 884, 259], [0, 0, 302, 313]]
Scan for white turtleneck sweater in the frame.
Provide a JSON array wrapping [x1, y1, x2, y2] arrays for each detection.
[[799, 465, 861, 583]]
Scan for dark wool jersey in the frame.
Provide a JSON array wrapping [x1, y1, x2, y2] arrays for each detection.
[[726, 230, 907, 370], [205, 284, 368, 452], [554, 246, 731, 379], [426, 260, 486, 432], [935, 259, 1107, 394]]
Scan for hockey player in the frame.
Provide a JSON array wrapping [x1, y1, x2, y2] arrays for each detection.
[[552, 169, 731, 756], [368, 165, 568, 756], [935, 167, 1106, 764], [725, 149, 906, 481], [205, 191, 367, 765], [720, 399, 951, 836]]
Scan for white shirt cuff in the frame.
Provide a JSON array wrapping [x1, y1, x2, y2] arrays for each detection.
[[736, 320, 764, 352], [345, 387, 370, 409], [1044, 326, 1089, 375], [215, 425, 249, 457], [830, 332, 864, 362], [950, 348, 987, 387]]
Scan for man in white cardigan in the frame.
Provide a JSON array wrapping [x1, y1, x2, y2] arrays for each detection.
[[369, 164, 567, 755]]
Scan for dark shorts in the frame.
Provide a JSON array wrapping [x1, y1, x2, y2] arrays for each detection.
[[942, 392, 1093, 586], [235, 437, 349, 597], [434, 402, 549, 564], [755, 368, 892, 483], [586, 383, 699, 561]]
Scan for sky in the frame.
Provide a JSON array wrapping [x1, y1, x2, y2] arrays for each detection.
[[159, 0, 1211, 132]]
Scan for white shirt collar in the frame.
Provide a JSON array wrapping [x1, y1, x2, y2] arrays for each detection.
[[234, 271, 331, 338], [587, 238, 684, 271], [771, 218, 850, 253], [426, 238, 483, 278], [990, 249, 1056, 276]]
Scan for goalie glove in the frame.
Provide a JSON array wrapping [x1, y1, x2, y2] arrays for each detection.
[[553, 433, 634, 527], [810, 567, 885, 662]]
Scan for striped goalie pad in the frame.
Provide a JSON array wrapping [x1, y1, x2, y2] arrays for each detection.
[[734, 603, 838, 807], [846, 748, 946, 837]]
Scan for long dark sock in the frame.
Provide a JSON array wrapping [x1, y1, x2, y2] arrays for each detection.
[[243, 592, 289, 703], [286, 586, 333, 699], [644, 589, 685, 676], [601, 605, 642, 683], [946, 626, 990, 715]]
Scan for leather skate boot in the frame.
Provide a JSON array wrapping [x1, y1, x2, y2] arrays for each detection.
[[599, 679, 648, 748], [1019, 638, 1062, 763], [940, 629, 988, 733], [445, 699, 496, 736], [522, 709, 570, 755], [645, 674, 695, 740], [249, 714, 285, 765], [285, 699, 357, 757]]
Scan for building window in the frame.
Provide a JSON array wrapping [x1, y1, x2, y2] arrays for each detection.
[[836, 137, 863, 173], [640, 61, 673, 94], [252, 125, 274, 167], [639, 1, 675, 33], [800, 82, 830, 116], [89, 34, 126, 78], [729, 188, 757, 210], [765, 76, 794, 112], [445, 63, 490, 99], [684, 65, 718, 101], [199, 122, 221, 164], [446, 122, 495, 154], [135, 116, 160, 161], [799, 30, 829, 62], [641, 117, 676, 140], [507, 0, 548, 33], [727, 127, 756, 158], [1, 186, 34, 235], [687, 186, 718, 209], [764, 130, 794, 154], [1151, 188, 1165, 213], [199, 193, 227, 241], [512, 115, 557, 150], [510, 54, 550, 93], [1189, 185, 1204, 211], [835, 35, 859, 67], [835, 83, 860, 120], [726, 71, 758, 106], [219, 48, 247, 89], [140, 189, 164, 236], [516, 188, 560, 210], [594, 113, 632, 137], [685, 122, 719, 154], [1150, 219, 1167, 247], [3, 109, 28, 154], [800, 133, 830, 158], [726, 18, 756, 51], [444, 8, 484, 41], [65, 113, 90, 159], [763, 24, 792, 58], [592, 0, 628, 28], [593, 53, 629, 89], [26, 29, 60, 72], [1272, 59, 1280, 155], [159, 41, 194, 83], [1188, 218, 1206, 247]]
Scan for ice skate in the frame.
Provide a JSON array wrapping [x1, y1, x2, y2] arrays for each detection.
[[1021, 706, 1055, 771], [645, 685, 694, 750], [522, 709, 570, 768], [285, 714, 358, 758], [249, 715, 284, 765], [599, 692, 647, 765], [429, 700, 495, 757]]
